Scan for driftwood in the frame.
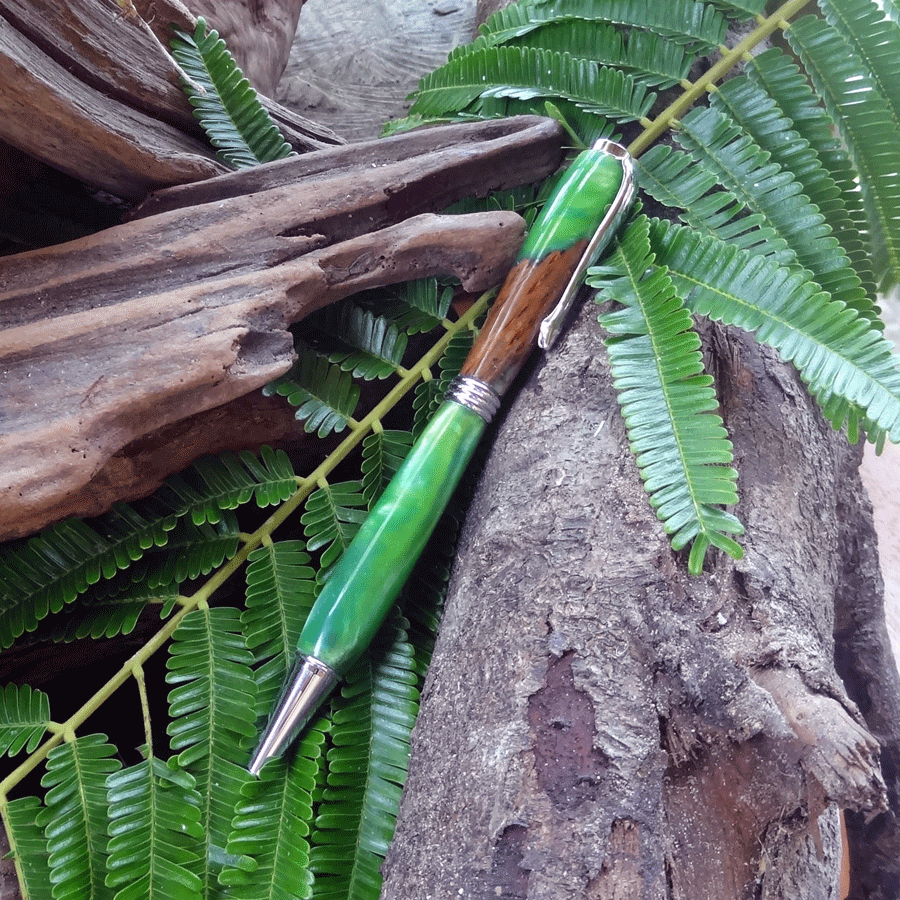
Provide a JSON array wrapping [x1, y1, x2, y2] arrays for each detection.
[[382, 304, 900, 899], [0, 0, 340, 199], [0, 115, 566, 540]]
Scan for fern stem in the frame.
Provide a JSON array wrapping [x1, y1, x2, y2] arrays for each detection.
[[133, 664, 154, 752], [628, 0, 817, 158]]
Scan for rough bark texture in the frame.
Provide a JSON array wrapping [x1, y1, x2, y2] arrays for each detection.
[[0, 0, 339, 199], [381, 303, 900, 898], [0, 115, 566, 540]]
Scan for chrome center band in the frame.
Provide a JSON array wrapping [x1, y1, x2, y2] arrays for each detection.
[[445, 375, 502, 424]]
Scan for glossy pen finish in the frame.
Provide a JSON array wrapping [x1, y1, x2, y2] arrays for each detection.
[[248, 138, 635, 775]]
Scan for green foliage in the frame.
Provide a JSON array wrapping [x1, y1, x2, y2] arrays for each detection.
[[591, 218, 744, 573], [264, 346, 361, 437], [0, 684, 51, 757], [309, 614, 418, 900], [170, 18, 295, 168], [4, 3, 900, 899]]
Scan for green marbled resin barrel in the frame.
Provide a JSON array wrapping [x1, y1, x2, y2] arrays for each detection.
[[518, 147, 624, 262], [296, 400, 486, 674]]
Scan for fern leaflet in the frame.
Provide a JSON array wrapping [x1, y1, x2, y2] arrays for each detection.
[[38, 735, 121, 900], [0, 684, 51, 757], [302, 482, 368, 570]]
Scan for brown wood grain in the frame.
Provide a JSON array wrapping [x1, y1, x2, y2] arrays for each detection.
[[461, 240, 587, 395], [0, 116, 565, 540]]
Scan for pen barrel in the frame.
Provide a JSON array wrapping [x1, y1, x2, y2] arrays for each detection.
[[461, 147, 625, 395], [296, 400, 487, 674]]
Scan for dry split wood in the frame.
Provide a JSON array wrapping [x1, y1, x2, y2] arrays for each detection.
[[0, 116, 566, 539]]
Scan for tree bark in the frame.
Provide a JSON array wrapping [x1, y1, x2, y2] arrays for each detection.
[[382, 303, 900, 898]]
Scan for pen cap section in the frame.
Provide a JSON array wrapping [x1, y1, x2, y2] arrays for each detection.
[[517, 146, 624, 262], [296, 400, 486, 674]]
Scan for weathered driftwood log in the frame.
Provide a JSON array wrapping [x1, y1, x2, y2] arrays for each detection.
[[0, 0, 339, 199], [0, 116, 566, 540], [382, 304, 900, 899]]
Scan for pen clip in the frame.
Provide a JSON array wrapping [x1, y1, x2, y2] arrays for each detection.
[[537, 140, 636, 351]]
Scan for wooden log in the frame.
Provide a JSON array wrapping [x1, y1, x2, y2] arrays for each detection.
[[0, 0, 340, 199], [0, 116, 566, 540]]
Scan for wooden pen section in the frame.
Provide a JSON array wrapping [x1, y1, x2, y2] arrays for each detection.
[[461, 240, 589, 395], [461, 143, 628, 396]]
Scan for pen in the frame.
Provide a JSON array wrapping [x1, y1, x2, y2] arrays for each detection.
[[248, 138, 636, 775]]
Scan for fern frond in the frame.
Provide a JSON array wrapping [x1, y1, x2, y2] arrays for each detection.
[[221, 729, 326, 899], [242, 541, 317, 711], [361, 430, 414, 508], [0, 684, 51, 757], [713, 64, 880, 324], [475, 0, 727, 52], [309, 614, 419, 900], [37, 735, 121, 900], [472, 19, 691, 88], [409, 47, 653, 124], [706, 0, 765, 17], [3, 797, 54, 900], [649, 219, 900, 440], [745, 48, 877, 301], [264, 346, 360, 438], [166, 607, 257, 894], [105, 754, 205, 900], [324, 305, 409, 381], [683, 99, 874, 325], [45, 594, 167, 642], [590, 217, 743, 573], [787, 14, 900, 290], [302, 481, 369, 571], [412, 328, 474, 437], [170, 18, 294, 168], [379, 278, 453, 335]]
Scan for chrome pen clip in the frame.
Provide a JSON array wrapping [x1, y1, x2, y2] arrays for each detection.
[[537, 140, 637, 350]]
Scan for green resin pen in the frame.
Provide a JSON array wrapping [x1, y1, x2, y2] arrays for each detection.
[[248, 138, 636, 775]]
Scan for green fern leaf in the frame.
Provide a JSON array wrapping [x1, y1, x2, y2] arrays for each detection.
[[105, 754, 205, 900], [221, 729, 326, 899], [471, 19, 691, 88], [787, 14, 900, 290], [37, 735, 121, 900], [379, 278, 453, 335], [0, 497, 182, 649], [0, 684, 51, 756], [302, 482, 368, 570], [264, 347, 360, 438], [409, 47, 653, 123], [361, 430, 415, 507], [412, 328, 474, 438], [166, 608, 257, 895], [242, 541, 317, 711], [590, 217, 743, 573], [475, 0, 727, 52], [323, 305, 409, 381], [3, 797, 55, 900], [170, 18, 294, 168], [649, 219, 900, 441], [706, 0, 765, 17], [309, 614, 419, 900], [678, 103, 874, 323], [714, 63, 880, 324], [45, 594, 167, 643]]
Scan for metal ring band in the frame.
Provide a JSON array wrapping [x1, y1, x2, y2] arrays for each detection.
[[445, 375, 502, 424]]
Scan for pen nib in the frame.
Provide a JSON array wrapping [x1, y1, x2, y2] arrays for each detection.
[[248, 655, 338, 776]]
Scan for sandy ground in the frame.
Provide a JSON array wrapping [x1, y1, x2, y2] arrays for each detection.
[[280, 0, 900, 673]]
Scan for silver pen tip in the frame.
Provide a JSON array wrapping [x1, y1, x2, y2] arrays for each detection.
[[248, 655, 338, 776]]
